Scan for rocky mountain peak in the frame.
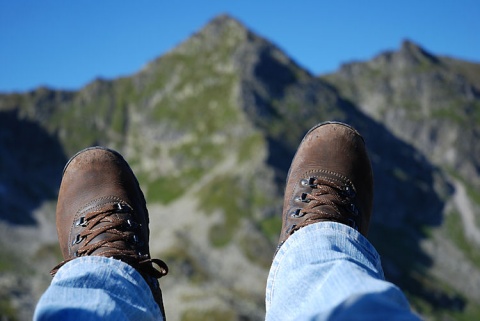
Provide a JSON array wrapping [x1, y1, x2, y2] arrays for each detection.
[[202, 13, 248, 34], [357, 39, 441, 72], [398, 39, 439, 66], [173, 14, 249, 55]]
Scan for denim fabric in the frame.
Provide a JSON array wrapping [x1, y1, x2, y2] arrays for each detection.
[[35, 222, 421, 321], [33, 256, 163, 321], [265, 222, 422, 320]]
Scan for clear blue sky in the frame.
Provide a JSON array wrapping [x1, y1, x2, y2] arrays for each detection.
[[1, 0, 478, 92]]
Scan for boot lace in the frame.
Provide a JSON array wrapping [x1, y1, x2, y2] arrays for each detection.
[[287, 175, 359, 236], [50, 202, 168, 279]]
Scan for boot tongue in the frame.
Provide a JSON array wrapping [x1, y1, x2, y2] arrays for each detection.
[[77, 196, 131, 219]]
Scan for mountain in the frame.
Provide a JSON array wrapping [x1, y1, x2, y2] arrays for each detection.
[[323, 40, 480, 189], [1, 14, 479, 321]]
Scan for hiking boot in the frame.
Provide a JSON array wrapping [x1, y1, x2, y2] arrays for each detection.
[[277, 122, 374, 251], [51, 146, 168, 314]]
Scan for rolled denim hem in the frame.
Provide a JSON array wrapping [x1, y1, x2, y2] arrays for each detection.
[[34, 256, 162, 321], [265, 222, 418, 321]]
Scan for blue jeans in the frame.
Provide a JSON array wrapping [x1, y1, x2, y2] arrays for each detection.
[[266, 222, 421, 320], [34, 222, 421, 320], [34, 256, 163, 321]]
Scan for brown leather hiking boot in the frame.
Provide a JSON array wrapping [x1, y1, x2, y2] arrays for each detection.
[[277, 122, 374, 251], [51, 146, 168, 314]]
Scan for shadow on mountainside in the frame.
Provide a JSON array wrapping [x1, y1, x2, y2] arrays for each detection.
[[364, 127, 464, 312], [342, 105, 464, 312], [263, 98, 463, 314], [0, 109, 67, 225], [364, 119, 466, 311]]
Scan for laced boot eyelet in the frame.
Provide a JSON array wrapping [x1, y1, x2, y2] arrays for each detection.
[[286, 224, 297, 235], [301, 177, 317, 188], [72, 234, 84, 245], [75, 217, 88, 227], [126, 219, 140, 229], [295, 193, 311, 203], [132, 234, 144, 246], [116, 202, 131, 213], [290, 209, 303, 218], [343, 185, 356, 198], [301, 193, 310, 203]]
